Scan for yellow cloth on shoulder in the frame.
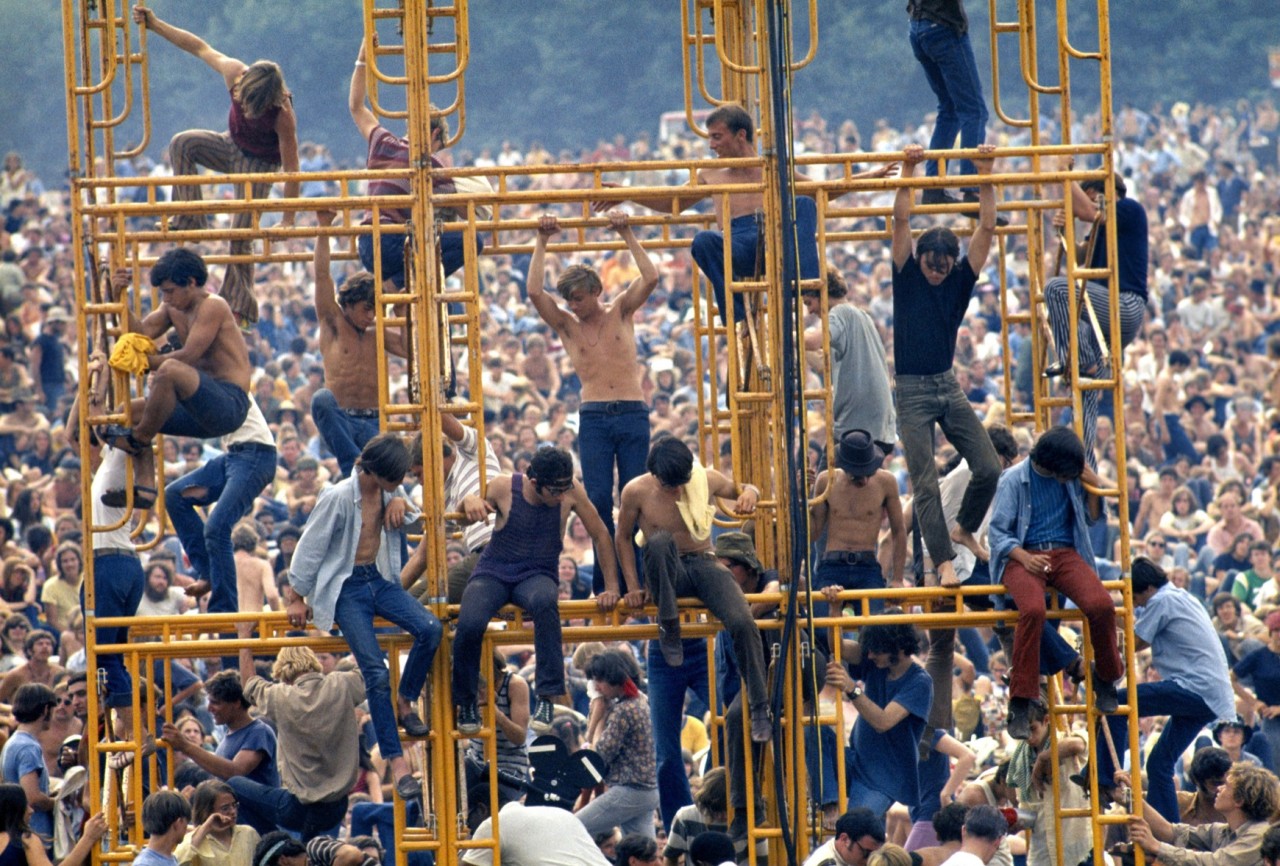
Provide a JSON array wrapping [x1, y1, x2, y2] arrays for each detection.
[[108, 333, 156, 376], [637, 460, 715, 547]]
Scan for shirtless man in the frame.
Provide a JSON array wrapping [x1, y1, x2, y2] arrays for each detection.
[[809, 429, 906, 619], [451, 447, 631, 734], [0, 631, 63, 703], [1134, 467, 1179, 540], [1152, 350, 1198, 466], [615, 437, 772, 742], [528, 211, 658, 594], [233, 522, 280, 614], [619, 104, 895, 323], [311, 210, 405, 479], [103, 250, 251, 508]]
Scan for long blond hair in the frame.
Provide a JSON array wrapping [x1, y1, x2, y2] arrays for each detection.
[[271, 645, 321, 684], [234, 60, 288, 118]]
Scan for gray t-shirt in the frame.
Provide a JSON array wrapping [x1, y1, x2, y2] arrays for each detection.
[[829, 303, 896, 445]]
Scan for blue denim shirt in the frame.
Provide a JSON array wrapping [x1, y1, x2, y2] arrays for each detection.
[[988, 460, 1098, 586], [288, 473, 419, 630]]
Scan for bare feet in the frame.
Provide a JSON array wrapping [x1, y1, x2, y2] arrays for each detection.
[[185, 580, 210, 599], [936, 560, 962, 588], [951, 527, 990, 562]]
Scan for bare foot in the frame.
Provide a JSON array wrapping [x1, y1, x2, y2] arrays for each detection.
[[184, 580, 210, 599], [951, 527, 990, 562], [937, 560, 962, 588]]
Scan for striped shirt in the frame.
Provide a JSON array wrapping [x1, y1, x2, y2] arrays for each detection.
[[444, 424, 501, 553], [1023, 465, 1074, 548], [364, 125, 413, 224], [307, 838, 378, 866]]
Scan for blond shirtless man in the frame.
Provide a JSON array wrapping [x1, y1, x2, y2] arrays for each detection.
[[809, 430, 906, 614], [103, 250, 252, 509], [529, 210, 658, 594], [615, 437, 772, 743], [617, 104, 895, 323], [311, 209, 405, 479], [233, 522, 279, 613]]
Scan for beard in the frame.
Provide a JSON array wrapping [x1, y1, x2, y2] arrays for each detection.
[[144, 583, 170, 603]]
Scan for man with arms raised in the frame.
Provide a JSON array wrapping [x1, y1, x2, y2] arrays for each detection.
[[528, 212, 658, 594]]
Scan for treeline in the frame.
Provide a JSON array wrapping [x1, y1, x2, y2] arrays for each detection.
[[6, 1, 1278, 185]]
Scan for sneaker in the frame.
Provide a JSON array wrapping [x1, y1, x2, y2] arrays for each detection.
[[531, 698, 556, 734], [1092, 668, 1119, 714], [457, 702, 481, 735], [921, 188, 962, 206], [1006, 697, 1032, 740]]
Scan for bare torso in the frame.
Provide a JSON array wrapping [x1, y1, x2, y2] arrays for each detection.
[[167, 294, 252, 390], [560, 304, 643, 403], [698, 164, 765, 227], [630, 474, 716, 555], [822, 469, 895, 552], [320, 316, 381, 409], [235, 550, 277, 613], [354, 478, 386, 564]]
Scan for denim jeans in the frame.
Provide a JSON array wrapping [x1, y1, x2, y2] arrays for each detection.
[[165, 444, 277, 615], [908, 19, 989, 178], [226, 777, 346, 840], [334, 565, 443, 761], [84, 552, 144, 707], [311, 389, 382, 480], [350, 801, 433, 866], [847, 768, 895, 815], [647, 638, 710, 829], [574, 784, 660, 839], [895, 372, 1002, 567], [1096, 681, 1216, 822], [813, 555, 885, 617], [578, 401, 650, 595], [357, 228, 478, 289], [691, 196, 819, 322], [452, 574, 564, 705]]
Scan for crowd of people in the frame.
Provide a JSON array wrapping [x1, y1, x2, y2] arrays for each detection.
[[5, 3, 1280, 865]]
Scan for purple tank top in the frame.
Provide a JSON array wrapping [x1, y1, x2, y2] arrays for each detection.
[[228, 91, 283, 163], [470, 474, 563, 584]]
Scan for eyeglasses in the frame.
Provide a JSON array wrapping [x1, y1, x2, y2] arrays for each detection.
[[215, 802, 239, 815], [855, 841, 880, 859], [57, 697, 72, 706]]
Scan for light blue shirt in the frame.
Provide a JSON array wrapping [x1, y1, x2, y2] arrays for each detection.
[[988, 459, 1099, 586], [288, 473, 418, 631], [1135, 583, 1236, 721]]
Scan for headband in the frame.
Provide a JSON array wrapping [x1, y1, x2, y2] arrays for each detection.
[[257, 839, 292, 866]]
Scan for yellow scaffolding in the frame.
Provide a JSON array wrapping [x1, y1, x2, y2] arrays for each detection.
[[60, 0, 1143, 864]]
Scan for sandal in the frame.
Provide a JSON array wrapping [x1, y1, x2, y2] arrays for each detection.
[[96, 424, 149, 457], [394, 774, 422, 801], [101, 485, 157, 510]]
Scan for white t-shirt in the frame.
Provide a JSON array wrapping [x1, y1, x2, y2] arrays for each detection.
[[462, 802, 611, 866], [223, 398, 273, 448], [90, 447, 135, 550], [939, 851, 988, 866]]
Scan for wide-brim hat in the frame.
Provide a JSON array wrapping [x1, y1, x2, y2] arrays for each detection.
[[836, 429, 883, 477], [714, 531, 762, 573]]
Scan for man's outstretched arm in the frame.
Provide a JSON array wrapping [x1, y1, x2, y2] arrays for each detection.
[[526, 216, 573, 332], [963, 143, 1000, 273], [613, 212, 661, 318], [348, 40, 379, 141], [892, 146, 923, 269]]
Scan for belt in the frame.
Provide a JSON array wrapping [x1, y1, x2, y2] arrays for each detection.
[[94, 547, 138, 560], [228, 442, 276, 454], [680, 551, 716, 562], [822, 550, 878, 566], [1023, 542, 1070, 552], [342, 407, 380, 419], [580, 400, 648, 415]]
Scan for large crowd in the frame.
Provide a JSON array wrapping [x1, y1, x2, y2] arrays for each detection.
[[5, 7, 1280, 866]]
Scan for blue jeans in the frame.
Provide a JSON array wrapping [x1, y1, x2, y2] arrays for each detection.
[[452, 574, 564, 705], [847, 768, 895, 815], [691, 196, 819, 322], [805, 725, 839, 807], [813, 555, 886, 616], [909, 18, 989, 178], [350, 801, 433, 866], [85, 552, 144, 707], [311, 389, 382, 480], [165, 444, 277, 615], [226, 777, 345, 840], [357, 228, 478, 289], [1097, 682, 1217, 822], [334, 565, 443, 761], [578, 401, 650, 594], [647, 638, 710, 829]]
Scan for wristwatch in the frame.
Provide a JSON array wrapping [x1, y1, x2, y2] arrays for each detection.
[[847, 684, 863, 700]]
